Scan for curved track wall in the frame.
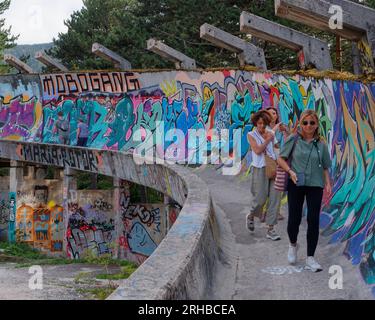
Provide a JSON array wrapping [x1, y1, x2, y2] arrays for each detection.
[[0, 70, 374, 294]]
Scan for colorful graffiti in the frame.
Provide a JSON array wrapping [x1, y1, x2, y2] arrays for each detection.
[[16, 203, 64, 252], [0, 192, 9, 240], [0, 70, 374, 292], [321, 82, 375, 294], [66, 202, 115, 259], [357, 36, 375, 74], [118, 182, 165, 262]]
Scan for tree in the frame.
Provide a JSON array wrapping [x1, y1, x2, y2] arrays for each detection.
[[50, 0, 375, 73], [0, 0, 18, 74]]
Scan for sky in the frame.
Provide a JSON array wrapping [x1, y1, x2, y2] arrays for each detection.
[[3, 0, 84, 45]]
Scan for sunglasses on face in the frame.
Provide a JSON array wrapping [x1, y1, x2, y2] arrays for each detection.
[[302, 121, 316, 126]]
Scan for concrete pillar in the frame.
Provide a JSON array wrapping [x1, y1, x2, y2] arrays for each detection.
[[113, 177, 121, 259], [147, 39, 197, 69], [240, 11, 333, 70], [35, 51, 69, 72], [352, 42, 362, 75], [92, 43, 132, 70], [9, 161, 23, 243], [4, 54, 35, 74], [27, 166, 35, 179], [62, 167, 77, 257]]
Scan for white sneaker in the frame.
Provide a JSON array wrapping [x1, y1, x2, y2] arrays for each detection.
[[288, 244, 298, 265], [305, 256, 323, 272]]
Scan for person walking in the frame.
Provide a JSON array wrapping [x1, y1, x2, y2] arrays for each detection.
[[76, 118, 89, 147], [54, 112, 70, 145], [247, 110, 282, 241], [277, 110, 332, 272], [260, 106, 290, 222]]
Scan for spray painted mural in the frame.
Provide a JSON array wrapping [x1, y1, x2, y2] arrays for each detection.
[[0, 70, 374, 292], [119, 191, 166, 265], [66, 190, 116, 259], [15, 180, 64, 253], [0, 191, 9, 241]]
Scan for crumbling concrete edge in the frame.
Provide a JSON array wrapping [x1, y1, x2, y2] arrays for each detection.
[[0, 140, 220, 300], [108, 164, 220, 300]]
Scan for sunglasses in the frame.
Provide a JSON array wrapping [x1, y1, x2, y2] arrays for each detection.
[[302, 121, 316, 126]]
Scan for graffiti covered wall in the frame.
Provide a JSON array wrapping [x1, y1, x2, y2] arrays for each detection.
[[0, 70, 374, 293], [0, 177, 10, 241]]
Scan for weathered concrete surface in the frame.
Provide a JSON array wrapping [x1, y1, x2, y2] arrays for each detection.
[[0, 262, 122, 300], [147, 39, 196, 69], [92, 43, 132, 70], [0, 141, 219, 300], [275, 0, 375, 57], [4, 54, 35, 74], [192, 165, 374, 300], [35, 52, 69, 72], [240, 11, 333, 70], [200, 23, 267, 69]]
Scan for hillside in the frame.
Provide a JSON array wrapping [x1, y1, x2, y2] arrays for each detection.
[[4, 43, 54, 72]]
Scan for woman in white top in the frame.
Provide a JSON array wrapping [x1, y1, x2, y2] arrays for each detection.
[[261, 107, 290, 222], [246, 110, 282, 241]]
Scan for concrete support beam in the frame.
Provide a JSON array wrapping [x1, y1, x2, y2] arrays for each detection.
[[352, 42, 362, 75], [92, 43, 132, 70], [275, 0, 375, 58], [200, 23, 267, 69], [113, 177, 121, 259], [9, 161, 23, 242], [147, 39, 196, 69], [3, 54, 34, 74], [62, 167, 77, 256], [35, 51, 69, 72], [240, 11, 333, 70]]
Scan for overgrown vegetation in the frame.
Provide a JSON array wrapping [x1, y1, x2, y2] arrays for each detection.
[[0, 241, 138, 271], [77, 286, 117, 300]]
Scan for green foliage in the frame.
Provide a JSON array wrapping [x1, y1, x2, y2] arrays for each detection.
[[0, 0, 18, 74], [0, 168, 9, 176], [96, 263, 137, 280], [49, 0, 375, 74], [79, 286, 116, 300], [48, 0, 302, 70], [0, 241, 47, 260]]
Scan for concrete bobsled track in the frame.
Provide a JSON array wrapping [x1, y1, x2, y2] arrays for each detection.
[[0, 69, 374, 298], [0, 140, 219, 299]]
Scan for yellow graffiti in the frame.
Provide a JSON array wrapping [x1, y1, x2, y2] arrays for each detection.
[[357, 36, 375, 74], [47, 200, 56, 209], [160, 80, 179, 98]]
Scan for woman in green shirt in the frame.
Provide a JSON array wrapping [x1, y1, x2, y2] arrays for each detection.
[[277, 110, 332, 272]]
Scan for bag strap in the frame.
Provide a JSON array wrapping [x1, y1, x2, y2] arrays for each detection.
[[288, 134, 299, 163]]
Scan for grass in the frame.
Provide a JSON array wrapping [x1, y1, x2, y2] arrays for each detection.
[[77, 286, 117, 300], [0, 242, 139, 270], [96, 263, 137, 280]]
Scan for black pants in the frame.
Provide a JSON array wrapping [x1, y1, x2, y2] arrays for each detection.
[[77, 137, 88, 147], [287, 180, 324, 257]]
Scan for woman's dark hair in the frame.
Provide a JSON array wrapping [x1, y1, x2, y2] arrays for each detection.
[[251, 110, 271, 126], [266, 107, 279, 124]]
